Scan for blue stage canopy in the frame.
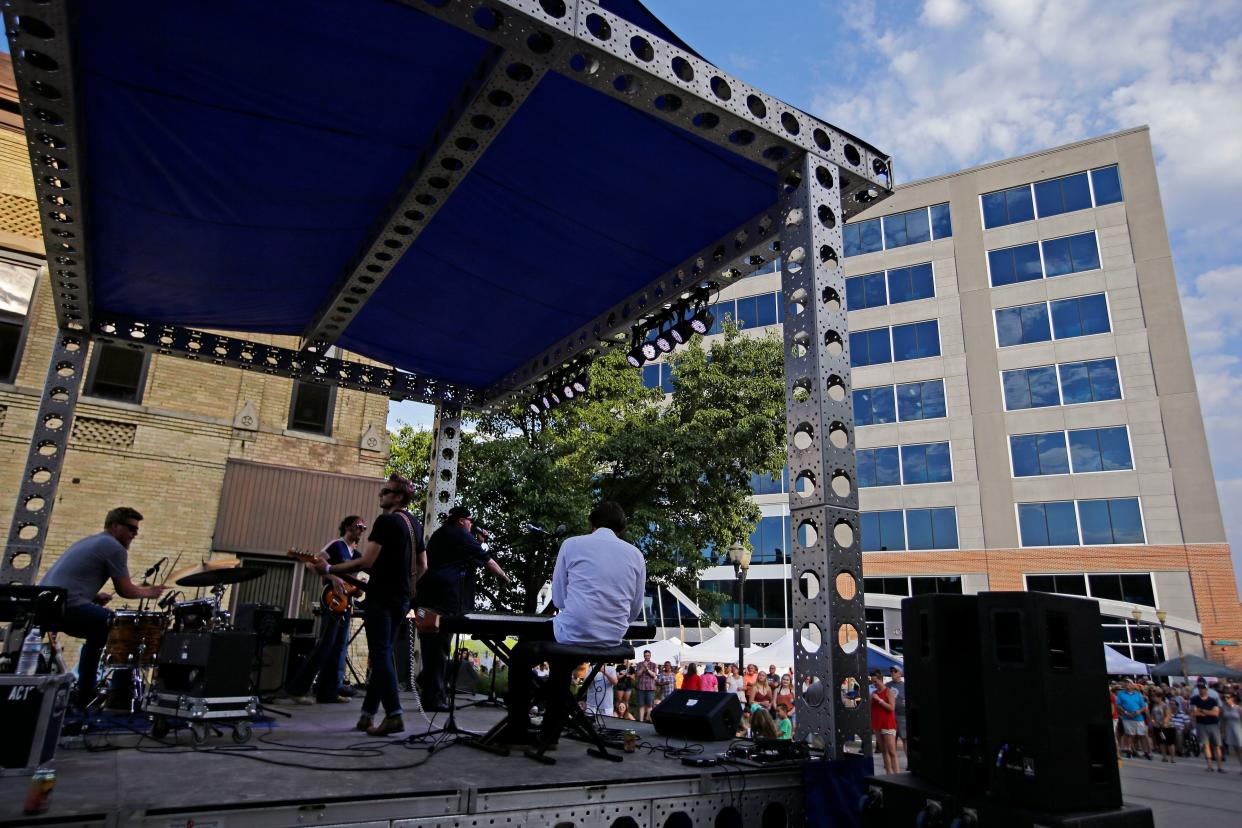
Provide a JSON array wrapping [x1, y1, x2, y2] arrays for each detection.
[[12, 0, 891, 400]]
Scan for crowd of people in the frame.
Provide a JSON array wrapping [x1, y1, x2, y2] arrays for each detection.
[[1112, 677, 1242, 773]]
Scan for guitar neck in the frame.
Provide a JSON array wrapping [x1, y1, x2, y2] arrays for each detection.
[[287, 548, 367, 592], [334, 571, 367, 591]]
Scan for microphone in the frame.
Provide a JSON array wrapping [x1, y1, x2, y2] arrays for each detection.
[[554, 524, 567, 535], [526, 523, 550, 535], [158, 591, 178, 610], [144, 556, 168, 578]]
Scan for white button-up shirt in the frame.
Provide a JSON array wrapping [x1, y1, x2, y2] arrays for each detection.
[[551, 527, 646, 646]]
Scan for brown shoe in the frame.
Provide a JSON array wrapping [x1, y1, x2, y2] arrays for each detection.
[[366, 715, 405, 737], [355, 714, 373, 732]]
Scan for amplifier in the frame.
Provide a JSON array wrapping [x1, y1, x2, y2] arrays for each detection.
[[234, 603, 284, 645], [155, 631, 257, 697], [0, 673, 72, 772], [651, 690, 740, 741]]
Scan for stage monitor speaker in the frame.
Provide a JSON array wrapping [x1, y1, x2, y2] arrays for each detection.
[[901, 593, 988, 795], [155, 631, 257, 697], [978, 591, 1120, 813], [651, 690, 740, 741], [234, 603, 284, 646], [256, 642, 288, 695]]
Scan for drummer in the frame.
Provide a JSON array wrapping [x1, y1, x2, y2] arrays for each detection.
[[40, 507, 167, 709]]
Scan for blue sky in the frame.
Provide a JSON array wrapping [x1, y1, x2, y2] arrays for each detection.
[[383, 2, 1233, 574]]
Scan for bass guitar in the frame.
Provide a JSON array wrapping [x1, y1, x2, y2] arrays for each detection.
[[285, 548, 368, 614]]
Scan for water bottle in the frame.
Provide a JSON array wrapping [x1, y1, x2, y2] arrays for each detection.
[[16, 626, 43, 676]]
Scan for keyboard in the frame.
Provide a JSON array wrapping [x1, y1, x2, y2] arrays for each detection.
[[440, 612, 655, 640]]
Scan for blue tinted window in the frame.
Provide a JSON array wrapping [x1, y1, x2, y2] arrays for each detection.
[[988, 243, 1043, 287], [981, 185, 1035, 228], [755, 292, 777, 327], [861, 510, 906, 551], [858, 447, 901, 488], [891, 320, 940, 361], [750, 515, 789, 563], [749, 470, 785, 495], [883, 207, 932, 249], [1078, 498, 1144, 545], [930, 203, 952, 238], [642, 364, 660, 389], [1059, 358, 1121, 405], [887, 263, 935, 304], [901, 442, 952, 484], [1050, 294, 1110, 339], [896, 379, 946, 421], [1091, 165, 1123, 205], [996, 303, 1051, 346], [1042, 232, 1100, 277], [734, 295, 758, 330], [906, 507, 958, 550], [1002, 366, 1061, 410], [707, 300, 733, 335], [1034, 172, 1092, 218], [850, 327, 892, 367], [1018, 502, 1080, 546], [846, 272, 887, 310], [843, 218, 883, 257], [854, 385, 897, 426], [660, 363, 674, 394], [1010, 432, 1069, 476], [1068, 426, 1132, 473]]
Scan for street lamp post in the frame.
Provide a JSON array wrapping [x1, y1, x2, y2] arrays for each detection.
[[1153, 608, 1189, 682], [728, 541, 752, 672]]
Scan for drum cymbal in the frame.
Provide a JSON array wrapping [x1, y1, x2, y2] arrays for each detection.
[[176, 567, 264, 588], [170, 557, 240, 584]]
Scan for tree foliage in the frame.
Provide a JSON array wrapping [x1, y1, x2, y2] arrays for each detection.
[[387, 326, 786, 614]]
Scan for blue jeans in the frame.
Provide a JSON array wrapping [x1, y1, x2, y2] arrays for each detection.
[[286, 611, 349, 700], [362, 601, 408, 718], [60, 602, 111, 705]]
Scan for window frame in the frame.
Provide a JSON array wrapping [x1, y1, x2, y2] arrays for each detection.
[[1015, 497, 1146, 548], [994, 292, 1112, 348], [0, 250, 43, 386], [844, 203, 952, 258], [1007, 431, 1071, 478], [978, 164, 1125, 231], [287, 378, 339, 437], [1023, 570, 1158, 610], [986, 230, 1102, 287], [898, 440, 954, 485], [1008, 425, 1134, 477], [1000, 357, 1123, 412], [83, 341, 153, 405], [857, 445, 902, 489], [896, 378, 948, 422]]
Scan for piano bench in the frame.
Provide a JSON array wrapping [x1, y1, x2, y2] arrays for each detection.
[[525, 642, 634, 765]]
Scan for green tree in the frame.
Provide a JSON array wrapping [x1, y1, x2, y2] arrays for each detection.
[[387, 325, 786, 615]]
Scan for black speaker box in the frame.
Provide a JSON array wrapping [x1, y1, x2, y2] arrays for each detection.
[[256, 642, 288, 695], [651, 690, 740, 741], [234, 603, 284, 645], [155, 631, 257, 697], [285, 634, 317, 686], [978, 592, 1120, 812], [901, 593, 988, 795]]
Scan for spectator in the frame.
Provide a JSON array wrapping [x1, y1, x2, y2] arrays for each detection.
[[585, 662, 618, 717], [682, 663, 705, 692], [1169, 687, 1191, 756], [1190, 680, 1224, 773], [749, 672, 773, 712], [888, 666, 907, 766], [656, 661, 676, 703], [766, 664, 780, 692], [614, 700, 636, 721], [1149, 689, 1176, 763], [701, 663, 717, 693], [775, 675, 796, 711], [1115, 680, 1152, 760], [726, 664, 746, 703], [1224, 693, 1242, 772], [870, 669, 899, 774], [743, 663, 759, 694], [614, 661, 634, 712], [674, 664, 685, 690], [751, 707, 779, 739], [737, 709, 752, 739], [775, 704, 793, 739], [634, 650, 658, 722]]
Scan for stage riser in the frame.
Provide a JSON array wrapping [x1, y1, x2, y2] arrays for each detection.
[[14, 771, 803, 828]]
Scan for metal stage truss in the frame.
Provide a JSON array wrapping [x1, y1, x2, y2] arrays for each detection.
[[2, 0, 892, 756]]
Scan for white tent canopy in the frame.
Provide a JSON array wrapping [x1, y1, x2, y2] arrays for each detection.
[[1104, 644, 1149, 675], [633, 637, 684, 664], [681, 627, 743, 663], [744, 630, 904, 672]]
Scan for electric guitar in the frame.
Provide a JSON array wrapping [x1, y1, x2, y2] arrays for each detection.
[[286, 548, 368, 614]]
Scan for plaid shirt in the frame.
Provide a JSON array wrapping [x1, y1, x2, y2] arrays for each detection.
[[636, 660, 658, 691], [656, 671, 676, 695]]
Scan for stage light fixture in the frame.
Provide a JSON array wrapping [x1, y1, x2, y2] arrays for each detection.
[[626, 345, 647, 367], [528, 401, 541, 415], [572, 372, 589, 394], [654, 329, 674, 353], [562, 380, 575, 399], [689, 307, 714, 335], [640, 341, 658, 361]]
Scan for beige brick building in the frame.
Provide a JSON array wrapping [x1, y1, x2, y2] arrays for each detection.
[[0, 56, 393, 641], [673, 128, 1242, 669]]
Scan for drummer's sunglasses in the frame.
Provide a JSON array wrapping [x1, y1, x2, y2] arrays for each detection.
[[123, 522, 140, 534]]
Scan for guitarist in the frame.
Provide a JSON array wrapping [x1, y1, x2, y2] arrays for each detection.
[[284, 515, 365, 705], [312, 474, 424, 736], [416, 506, 511, 712]]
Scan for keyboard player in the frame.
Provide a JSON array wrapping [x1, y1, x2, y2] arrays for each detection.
[[501, 501, 646, 748]]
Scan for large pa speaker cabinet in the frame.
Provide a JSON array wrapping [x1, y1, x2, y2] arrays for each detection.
[[651, 690, 740, 741], [285, 634, 317, 686], [154, 631, 257, 697], [978, 592, 1120, 813], [901, 593, 988, 795], [256, 642, 288, 695], [234, 603, 284, 646]]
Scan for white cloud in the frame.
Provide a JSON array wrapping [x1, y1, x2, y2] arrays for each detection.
[[921, 0, 970, 28], [1182, 266, 1242, 355]]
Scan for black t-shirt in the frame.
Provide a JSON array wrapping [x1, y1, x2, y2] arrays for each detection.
[[416, 524, 490, 614], [1190, 694, 1220, 725], [364, 511, 423, 608]]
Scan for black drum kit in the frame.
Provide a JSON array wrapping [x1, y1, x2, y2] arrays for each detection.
[[91, 558, 265, 744]]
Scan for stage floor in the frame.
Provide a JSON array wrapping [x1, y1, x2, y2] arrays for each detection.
[[0, 691, 805, 827]]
